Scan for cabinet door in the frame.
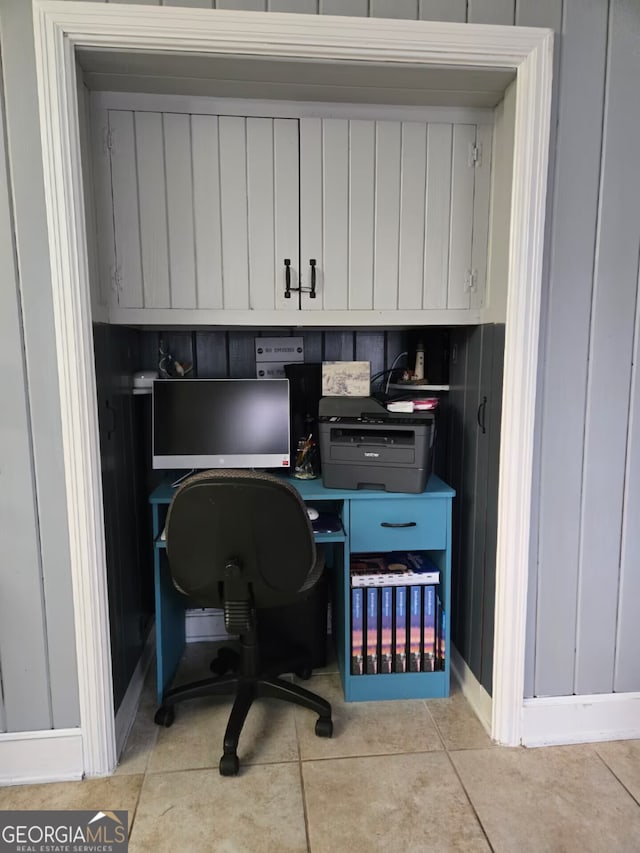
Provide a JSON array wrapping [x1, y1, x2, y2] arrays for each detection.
[[105, 110, 300, 314], [299, 117, 491, 313]]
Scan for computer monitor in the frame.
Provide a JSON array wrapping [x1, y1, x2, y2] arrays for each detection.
[[152, 379, 290, 470]]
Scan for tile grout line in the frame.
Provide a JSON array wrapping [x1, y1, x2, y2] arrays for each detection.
[[292, 698, 313, 852], [298, 759, 313, 853], [443, 750, 496, 853], [422, 696, 448, 752], [593, 748, 640, 810], [127, 770, 147, 842]]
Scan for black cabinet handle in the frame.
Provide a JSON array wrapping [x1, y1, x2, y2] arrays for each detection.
[[284, 258, 291, 298], [477, 396, 487, 434], [380, 521, 417, 528], [309, 258, 317, 298], [283, 258, 317, 301]]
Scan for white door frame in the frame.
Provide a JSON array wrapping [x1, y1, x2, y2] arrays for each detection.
[[32, 0, 553, 775]]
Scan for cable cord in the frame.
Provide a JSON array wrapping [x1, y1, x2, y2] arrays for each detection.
[[384, 351, 408, 396]]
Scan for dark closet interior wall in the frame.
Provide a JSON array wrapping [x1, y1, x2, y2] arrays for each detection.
[[139, 326, 450, 477], [93, 322, 154, 712], [138, 328, 415, 384], [447, 324, 504, 695], [94, 324, 452, 709]]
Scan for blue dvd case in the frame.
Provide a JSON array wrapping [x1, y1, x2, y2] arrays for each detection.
[[365, 587, 379, 674], [351, 588, 364, 676], [393, 586, 407, 672], [408, 585, 422, 672], [423, 585, 436, 672], [380, 586, 393, 673]]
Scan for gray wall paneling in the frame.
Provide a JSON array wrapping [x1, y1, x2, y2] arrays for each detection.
[[419, 0, 466, 21], [515, 0, 563, 30], [319, 0, 367, 15], [0, 65, 51, 733], [0, 0, 79, 729], [170, 1, 213, 7], [467, 0, 514, 25], [516, 0, 563, 685], [370, 0, 418, 18], [215, 0, 267, 9], [534, 0, 608, 697], [516, 0, 564, 698], [268, 0, 317, 11], [4, 0, 640, 738], [615, 278, 640, 692], [574, 0, 640, 695]]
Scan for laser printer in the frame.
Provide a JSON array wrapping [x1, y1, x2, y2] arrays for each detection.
[[318, 397, 435, 494]]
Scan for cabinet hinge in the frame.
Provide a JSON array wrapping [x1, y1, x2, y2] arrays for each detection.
[[464, 269, 477, 293], [104, 127, 114, 154], [469, 144, 482, 166]]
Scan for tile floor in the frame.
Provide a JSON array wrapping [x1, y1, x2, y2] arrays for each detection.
[[2, 643, 640, 852]]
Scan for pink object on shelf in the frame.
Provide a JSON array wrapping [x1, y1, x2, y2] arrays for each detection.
[[413, 398, 439, 411]]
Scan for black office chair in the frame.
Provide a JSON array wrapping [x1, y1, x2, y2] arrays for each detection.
[[153, 469, 333, 776]]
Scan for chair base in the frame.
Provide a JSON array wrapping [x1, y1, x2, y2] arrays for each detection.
[[155, 670, 332, 776]]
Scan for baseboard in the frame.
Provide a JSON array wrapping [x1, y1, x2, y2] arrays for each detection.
[[114, 625, 155, 758], [522, 691, 640, 747], [450, 644, 493, 735], [185, 608, 230, 643], [0, 729, 84, 786]]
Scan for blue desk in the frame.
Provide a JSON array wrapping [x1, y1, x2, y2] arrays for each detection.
[[150, 475, 454, 704]]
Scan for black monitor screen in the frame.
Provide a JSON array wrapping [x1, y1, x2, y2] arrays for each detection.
[[152, 379, 290, 469]]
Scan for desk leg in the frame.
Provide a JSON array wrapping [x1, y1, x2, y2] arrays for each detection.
[[335, 500, 350, 700], [154, 547, 186, 705]]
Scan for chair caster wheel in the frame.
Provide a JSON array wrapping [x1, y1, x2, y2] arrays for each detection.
[[295, 664, 313, 681], [154, 706, 175, 727], [210, 647, 238, 676], [210, 657, 229, 676], [219, 753, 240, 776], [315, 717, 333, 738]]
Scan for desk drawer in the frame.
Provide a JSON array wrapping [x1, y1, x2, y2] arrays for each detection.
[[350, 498, 447, 552]]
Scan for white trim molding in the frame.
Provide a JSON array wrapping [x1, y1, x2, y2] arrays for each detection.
[[114, 627, 155, 759], [31, 0, 554, 773], [522, 692, 640, 747], [450, 644, 492, 735], [0, 729, 84, 787]]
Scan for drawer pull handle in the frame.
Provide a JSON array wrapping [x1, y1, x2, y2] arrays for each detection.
[[284, 258, 291, 298], [380, 521, 417, 528], [309, 258, 317, 298]]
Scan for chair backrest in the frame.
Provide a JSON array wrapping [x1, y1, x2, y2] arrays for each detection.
[[165, 469, 317, 610]]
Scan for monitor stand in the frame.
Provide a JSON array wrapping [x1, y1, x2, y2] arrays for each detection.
[[170, 468, 196, 488]]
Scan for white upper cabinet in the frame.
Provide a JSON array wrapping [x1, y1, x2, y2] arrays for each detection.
[[299, 117, 491, 314], [93, 102, 491, 325], [100, 110, 300, 317]]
